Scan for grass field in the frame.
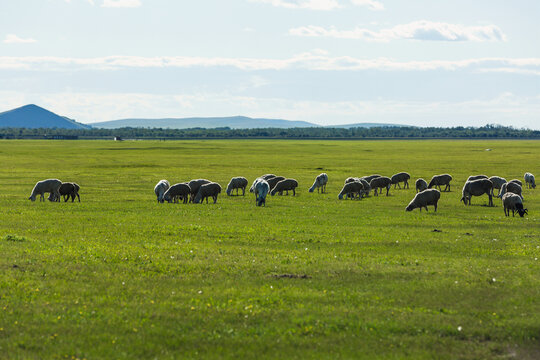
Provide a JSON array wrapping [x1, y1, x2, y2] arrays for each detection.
[[0, 139, 539, 359]]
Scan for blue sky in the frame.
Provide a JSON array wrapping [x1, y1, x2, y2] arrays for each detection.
[[1, 0, 539, 128]]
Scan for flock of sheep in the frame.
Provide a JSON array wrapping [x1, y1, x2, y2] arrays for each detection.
[[29, 171, 535, 217]]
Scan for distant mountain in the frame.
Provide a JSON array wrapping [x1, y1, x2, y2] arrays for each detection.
[[326, 123, 413, 129], [92, 116, 318, 129], [0, 104, 91, 129]]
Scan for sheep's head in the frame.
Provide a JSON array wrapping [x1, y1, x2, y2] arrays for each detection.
[[28, 196, 35, 202], [405, 204, 414, 212]]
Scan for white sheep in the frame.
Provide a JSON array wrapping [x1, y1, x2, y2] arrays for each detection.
[[267, 176, 285, 193], [226, 177, 248, 196], [362, 174, 382, 183], [29, 179, 62, 202], [405, 189, 441, 212], [370, 176, 392, 196], [499, 182, 523, 200], [309, 173, 328, 193], [163, 183, 191, 203], [358, 178, 371, 198], [188, 179, 211, 202], [488, 176, 507, 196], [154, 180, 170, 203], [270, 179, 298, 196], [415, 178, 428, 193], [461, 179, 493, 206], [524, 172, 536, 189], [254, 179, 270, 206], [193, 182, 222, 204], [338, 181, 363, 200], [502, 193, 528, 217], [428, 174, 453, 192], [391, 172, 410, 189]]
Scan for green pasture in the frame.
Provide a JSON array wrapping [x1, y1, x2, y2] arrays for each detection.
[[0, 139, 539, 359]]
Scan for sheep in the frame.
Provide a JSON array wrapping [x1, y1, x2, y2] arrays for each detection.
[[405, 189, 441, 212], [502, 193, 528, 217], [509, 179, 523, 187], [270, 178, 298, 196], [489, 176, 507, 196], [261, 174, 277, 180], [29, 179, 62, 202], [47, 182, 80, 202], [163, 183, 191, 204], [524, 172, 536, 189], [309, 173, 328, 193], [461, 179, 493, 206], [370, 176, 392, 196], [428, 174, 453, 192], [254, 179, 270, 206], [362, 174, 382, 183], [193, 182, 222, 204], [391, 172, 410, 189], [266, 176, 285, 192], [338, 181, 363, 200], [226, 177, 248, 196], [358, 178, 371, 197], [467, 175, 488, 182], [415, 178, 428, 193], [188, 179, 211, 202], [499, 182, 523, 200], [154, 180, 170, 203]]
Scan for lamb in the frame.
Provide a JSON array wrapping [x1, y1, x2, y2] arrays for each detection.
[[370, 176, 392, 196], [461, 179, 493, 206], [502, 193, 528, 217], [499, 182, 523, 200], [338, 181, 363, 200], [405, 189, 441, 212], [188, 179, 211, 202], [467, 175, 488, 182], [415, 178, 428, 193], [163, 183, 191, 204], [270, 178, 298, 196], [488, 176, 507, 196], [154, 180, 170, 203], [193, 182, 222, 204], [254, 179, 270, 206], [428, 174, 453, 192], [47, 182, 80, 202], [226, 177, 248, 196], [391, 172, 410, 189], [29, 179, 62, 202], [309, 173, 328, 193], [524, 172, 536, 189]]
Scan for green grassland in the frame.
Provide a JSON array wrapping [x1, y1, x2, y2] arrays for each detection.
[[0, 139, 539, 359]]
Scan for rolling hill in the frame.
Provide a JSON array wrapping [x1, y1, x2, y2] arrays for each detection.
[[0, 104, 91, 129]]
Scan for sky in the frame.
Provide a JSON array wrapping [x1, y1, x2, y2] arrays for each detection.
[[1, 0, 539, 128]]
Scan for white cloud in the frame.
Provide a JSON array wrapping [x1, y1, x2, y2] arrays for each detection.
[[101, 0, 141, 8], [1, 54, 538, 73], [290, 21, 506, 42], [3, 34, 37, 44], [248, 0, 383, 10]]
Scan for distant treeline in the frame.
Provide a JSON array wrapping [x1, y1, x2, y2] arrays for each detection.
[[1, 124, 539, 140]]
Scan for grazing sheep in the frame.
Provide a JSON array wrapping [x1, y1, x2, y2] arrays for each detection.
[[509, 179, 523, 187], [428, 174, 453, 192], [415, 178, 428, 193], [254, 179, 270, 206], [502, 193, 528, 217], [163, 183, 191, 204], [358, 178, 371, 197], [266, 176, 285, 192], [48, 182, 80, 202], [154, 180, 170, 203], [338, 181, 363, 200], [188, 179, 211, 202], [29, 179, 62, 202], [461, 179, 493, 206], [467, 175, 488, 182], [370, 176, 392, 196], [405, 189, 441, 212], [309, 173, 328, 193], [226, 177, 248, 196], [391, 172, 411, 189], [524, 172, 536, 189], [489, 176, 507, 196], [261, 174, 277, 180], [270, 178, 298, 196], [499, 182, 523, 200], [193, 182, 222, 204], [362, 174, 382, 183]]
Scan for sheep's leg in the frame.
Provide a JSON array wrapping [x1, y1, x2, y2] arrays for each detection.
[[425, 206, 428, 211], [434, 201, 438, 212]]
